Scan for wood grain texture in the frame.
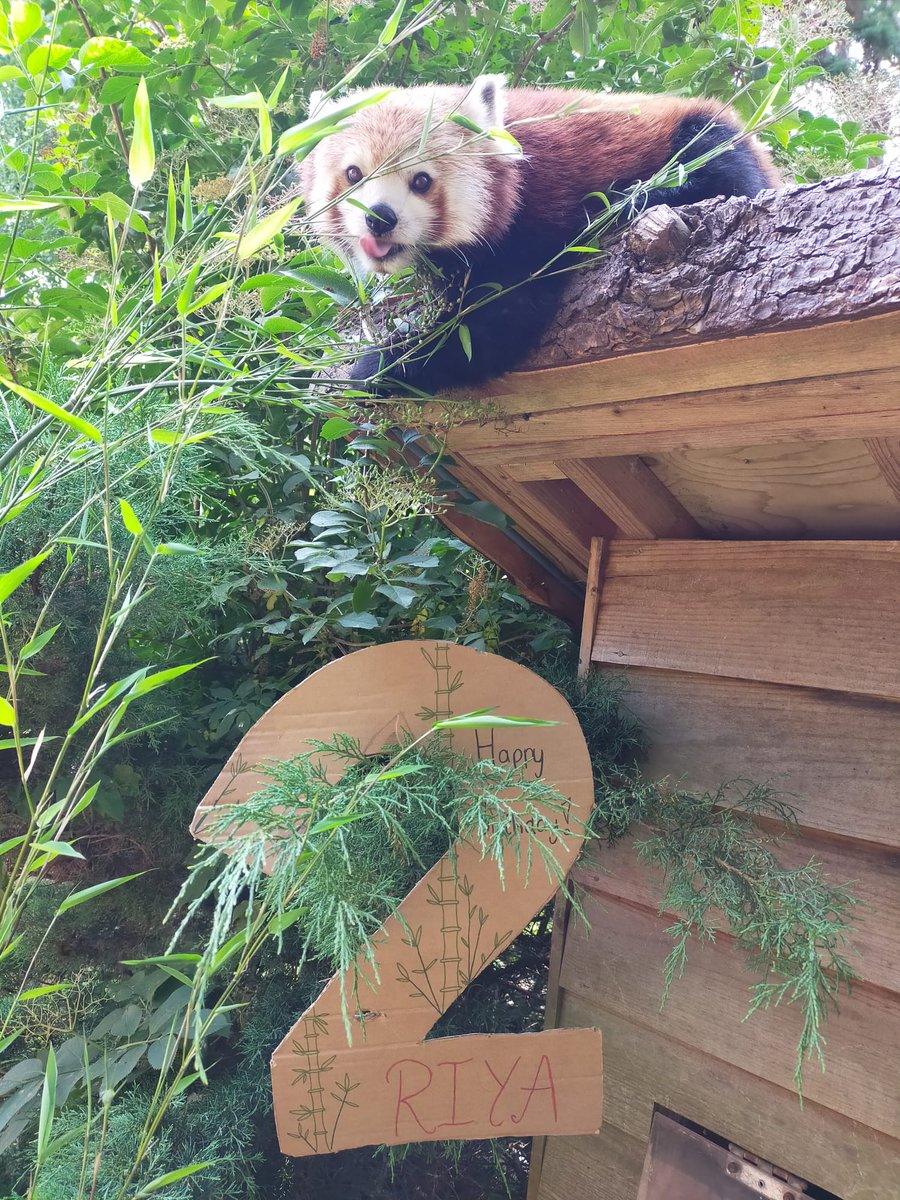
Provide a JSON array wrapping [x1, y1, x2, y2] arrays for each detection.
[[555, 992, 900, 1200], [523, 169, 900, 370], [559, 457, 702, 539], [644, 438, 900, 539], [536, 1128, 647, 1200], [865, 437, 900, 502], [606, 666, 900, 848], [572, 833, 900, 994], [590, 540, 900, 701], [558, 893, 900, 1139], [452, 362, 900, 463]]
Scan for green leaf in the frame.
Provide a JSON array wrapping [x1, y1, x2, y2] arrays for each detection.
[[165, 172, 177, 250], [182, 163, 193, 232], [21, 624, 60, 661], [458, 323, 472, 362], [320, 416, 356, 441], [370, 763, 428, 781], [0, 196, 65, 213], [335, 611, 379, 630], [540, 0, 571, 32], [36, 1044, 56, 1164], [0, 379, 102, 443], [0, 696, 15, 727], [183, 280, 232, 315], [133, 1163, 213, 1196], [33, 840, 85, 860], [433, 709, 559, 730], [0, 835, 26, 856], [26, 44, 74, 74], [129, 659, 209, 698], [89, 192, 149, 234], [235, 200, 300, 261], [79, 36, 152, 70], [56, 873, 143, 916], [267, 908, 306, 935], [378, 0, 406, 45], [569, 0, 592, 55], [10, 1, 42, 44], [257, 90, 272, 155], [0, 1029, 21, 1055], [0, 65, 25, 82], [288, 265, 357, 304], [128, 77, 155, 190], [98, 75, 137, 105], [277, 90, 393, 156], [19, 982, 72, 1001], [0, 549, 52, 605], [209, 91, 264, 109], [176, 259, 203, 316], [119, 498, 144, 537], [376, 583, 417, 608]]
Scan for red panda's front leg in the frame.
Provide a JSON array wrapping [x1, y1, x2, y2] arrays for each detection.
[[349, 264, 567, 396]]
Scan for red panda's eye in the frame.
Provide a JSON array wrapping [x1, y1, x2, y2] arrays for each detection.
[[345, 166, 363, 185], [410, 172, 432, 195]]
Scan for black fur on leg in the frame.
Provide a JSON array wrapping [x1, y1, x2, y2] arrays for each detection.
[[637, 114, 773, 210]]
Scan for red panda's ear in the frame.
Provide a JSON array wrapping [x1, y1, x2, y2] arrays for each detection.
[[308, 90, 327, 117], [460, 74, 509, 130]]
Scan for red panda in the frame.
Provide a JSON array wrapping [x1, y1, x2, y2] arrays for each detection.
[[300, 75, 780, 393]]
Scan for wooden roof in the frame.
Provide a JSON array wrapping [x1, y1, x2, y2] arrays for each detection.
[[418, 168, 900, 625]]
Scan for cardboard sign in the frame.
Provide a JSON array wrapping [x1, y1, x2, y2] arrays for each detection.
[[192, 641, 602, 1156]]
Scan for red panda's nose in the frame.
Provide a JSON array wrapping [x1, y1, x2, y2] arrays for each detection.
[[365, 204, 398, 235]]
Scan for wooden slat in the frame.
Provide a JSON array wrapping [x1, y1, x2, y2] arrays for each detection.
[[602, 667, 900, 849], [559, 457, 702, 539], [559, 893, 900, 1139], [866, 436, 900, 502], [578, 538, 606, 679], [474, 312, 900, 415], [590, 540, 900, 701], [536, 1128, 647, 1200], [451, 365, 900, 463], [556, 993, 900, 1200], [572, 833, 900, 994], [646, 438, 900, 539]]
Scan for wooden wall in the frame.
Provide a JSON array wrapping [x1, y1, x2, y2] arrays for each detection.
[[530, 539, 900, 1200]]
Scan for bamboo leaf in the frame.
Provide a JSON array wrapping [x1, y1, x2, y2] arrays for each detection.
[[0, 549, 52, 605], [165, 172, 177, 249], [433, 710, 559, 730], [128, 77, 155, 189], [182, 163, 193, 232], [133, 1163, 213, 1196], [378, 0, 406, 44], [56, 873, 143, 915], [21, 624, 60, 660], [0, 696, 14, 726], [36, 1044, 57, 1163], [277, 90, 392, 156], [19, 982, 72, 1001], [119, 498, 144, 537], [0, 378, 101, 443], [234, 200, 300, 261]]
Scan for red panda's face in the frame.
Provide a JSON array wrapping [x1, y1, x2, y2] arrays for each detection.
[[300, 77, 520, 276]]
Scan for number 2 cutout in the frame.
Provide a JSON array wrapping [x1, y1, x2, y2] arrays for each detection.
[[191, 641, 602, 1156]]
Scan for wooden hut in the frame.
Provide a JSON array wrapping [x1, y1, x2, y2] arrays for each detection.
[[417, 170, 900, 1199]]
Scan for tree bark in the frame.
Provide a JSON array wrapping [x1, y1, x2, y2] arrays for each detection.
[[526, 168, 900, 371]]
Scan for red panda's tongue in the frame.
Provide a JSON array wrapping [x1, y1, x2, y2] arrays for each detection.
[[359, 234, 394, 259]]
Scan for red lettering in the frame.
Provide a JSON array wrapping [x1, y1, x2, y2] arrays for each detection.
[[484, 1056, 521, 1127], [512, 1054, 558, 1125], [437, 1059, 474, 1130], [385, 1058, 435, 1137]]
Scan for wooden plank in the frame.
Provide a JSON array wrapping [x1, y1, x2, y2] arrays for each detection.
[[645, 438, 900, 539], [604, 667, 900, 849], [590, 540, 900, 701], [572, 833, 900, 994], [865, 437, 900, 502], [477, 312, 900, 415], [536, 1127, 647, 1200], [450, 365, 900, 462], [578, 538, 606, 679], [526, 895, 574, 1200], [448, 458, 588, 581], [598, 667, 900, 849], [558, 893, 900, 1139], [557, 992, 900, 1200], [559, 457, 702, 540]]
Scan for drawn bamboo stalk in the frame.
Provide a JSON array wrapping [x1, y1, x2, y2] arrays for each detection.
[[438, 849, 462, 1005], [301, 1012, 328, 1149]]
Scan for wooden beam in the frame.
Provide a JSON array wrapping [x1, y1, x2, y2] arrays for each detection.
[[559, 457, 702, 539], [450, 362, 900, 463]]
